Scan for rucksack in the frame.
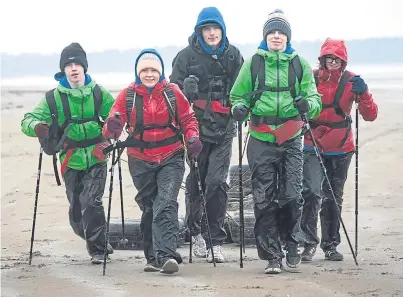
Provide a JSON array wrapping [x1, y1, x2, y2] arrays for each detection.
[[311, 70, 352, 148], [102, 85, 183, 155], [242, 54, 304, 109], [38, 85, 104, 185]]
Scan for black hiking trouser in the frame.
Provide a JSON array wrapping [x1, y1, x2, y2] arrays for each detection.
[[301, 150, 353, 251], [247, 136, 304, 261], [128, 152, 185, 266], [185, 138, 232, 248], [64, 162, 108, 257]]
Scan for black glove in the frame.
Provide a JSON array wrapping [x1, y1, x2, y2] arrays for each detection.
[[35, 123, 49, 138], [183, 75, 199, 99], [349, 75, 367, 95], [232, 104, 249, 121], [294, 96, 310, 114]]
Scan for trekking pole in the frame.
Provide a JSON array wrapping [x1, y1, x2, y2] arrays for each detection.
[[296, 97, 358, 266], [117, 154, 128, 249], [238, 122, 245, 268], [103, 112, 120, 275], [355, 95, 359, 257], [192, 159, 216, 267], [29, 146, 44, 265], [189, 164, 193, 263]]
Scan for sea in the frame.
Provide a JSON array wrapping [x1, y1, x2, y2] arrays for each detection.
[[1, 63, 402, 92]]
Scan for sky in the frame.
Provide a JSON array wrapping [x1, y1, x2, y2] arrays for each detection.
[[1, 0, 403, 55]]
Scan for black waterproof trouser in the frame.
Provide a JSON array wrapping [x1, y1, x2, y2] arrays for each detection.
[[185, 138, 232, 247], [301, 150, 353, 251], [247, 136, 304, 261], [128, 152, 184, 265], [64, 162, 108, 257]]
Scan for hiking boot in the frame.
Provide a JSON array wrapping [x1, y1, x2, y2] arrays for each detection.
[[301, 245, 317, 262], [324, 248, 344, 261], [160, 259, 179, 274], [192, 234, 207, 258], [285, 244, 301, 268], [264, 259, 282, 274], [143, 261, 160, 272], [207, 245, 225, 263], [90, 254, 110, 265], [107, 243, 114, 255]]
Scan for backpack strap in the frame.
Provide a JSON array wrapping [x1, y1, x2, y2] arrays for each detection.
[[314, 70, 319, 87], [93, 84, 104, 127], [44, 89, 62, 186], [249, 54, 265, 109], [288, 55, 303, 99], [163, 85, 183, 139], [163, 85, 178, 124], [125, 87, 135, 130], [333, 71, 350, 118], [134, 92, 145, 152], [59, 92, 71, 130]]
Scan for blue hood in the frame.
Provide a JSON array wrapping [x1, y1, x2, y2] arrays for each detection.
[[258, 40, 295, 54], [54, 72, 92, 88], [194, 7, 227, 56], [134, 48, 165, 85]]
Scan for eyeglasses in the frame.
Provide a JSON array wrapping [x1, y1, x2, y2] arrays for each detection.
[[325, 56, 343, 64]]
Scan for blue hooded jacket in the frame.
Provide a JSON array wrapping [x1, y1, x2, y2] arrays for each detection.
[[194, 7, 227, 56], [134, 48, 165, 86], [54, 71, 92, 88], [258, 39, 295, 54]]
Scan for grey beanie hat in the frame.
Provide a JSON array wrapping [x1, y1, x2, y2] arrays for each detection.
[[263, 9, 292, 42]]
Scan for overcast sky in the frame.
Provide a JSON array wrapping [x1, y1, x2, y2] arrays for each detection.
[[2, 0, 403, 55]]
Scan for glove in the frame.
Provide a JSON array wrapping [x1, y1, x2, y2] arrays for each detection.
[[106, 116, 123, 139], [294, 97, 310, 114], [232, 104, 249, 121], [349, 75, 367, 95], [187, 137, 203, 158], [34, 123, 49, 138], [183, 75, 199, 99]]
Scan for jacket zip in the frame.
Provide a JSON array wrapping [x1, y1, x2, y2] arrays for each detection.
[[80, 90, 90, 169], [276, 53, 280, 119]]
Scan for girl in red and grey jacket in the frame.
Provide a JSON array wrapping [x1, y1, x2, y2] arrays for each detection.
[[103, 49, 201, 274], [300, 38, 378, 262]]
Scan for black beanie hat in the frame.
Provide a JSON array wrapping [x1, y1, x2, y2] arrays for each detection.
[[59, 43, 88, 73], [263, 9, 292, 42]]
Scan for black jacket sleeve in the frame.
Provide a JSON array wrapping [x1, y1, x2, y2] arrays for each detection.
[[170, 51, 189, 90]]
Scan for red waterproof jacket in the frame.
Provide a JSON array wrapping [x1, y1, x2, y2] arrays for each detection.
[[304, 39, 378, 154], [103, 80, 199, 163]]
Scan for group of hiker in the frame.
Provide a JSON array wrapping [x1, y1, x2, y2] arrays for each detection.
[[21, 6, 378, 275]]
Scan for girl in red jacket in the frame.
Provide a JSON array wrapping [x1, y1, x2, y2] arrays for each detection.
[[103, 49, 202, 274], [300, 38, 378, 262]]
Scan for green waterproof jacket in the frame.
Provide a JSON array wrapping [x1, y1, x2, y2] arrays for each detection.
[[21, 81, 115, 170], [230, 49, 322, 143]]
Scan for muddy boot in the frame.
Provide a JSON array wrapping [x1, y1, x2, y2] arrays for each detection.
[[107, 243, 114, 255], [192, 234, 207, 258], [301, 245, 316, 262], [207, 245, 225, 263], [160, 259, 179, 274], [264, 259, 283, 274], [91, 254, 110, 265], [285, 243, 301, 268], [143, 261, 160, 272], [324, 248, 344, 261]]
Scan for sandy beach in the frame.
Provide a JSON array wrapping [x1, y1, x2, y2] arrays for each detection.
[[1, 83, 402, 297]]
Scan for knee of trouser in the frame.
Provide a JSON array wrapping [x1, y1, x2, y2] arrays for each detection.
[[206, 179, 228, 193], [153, 199, 178, 219], [303, 180, 322, 200]]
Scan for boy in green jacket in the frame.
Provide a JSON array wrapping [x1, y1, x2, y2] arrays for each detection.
[[230, 9, 321, 274], [21, 43, 115, 264]]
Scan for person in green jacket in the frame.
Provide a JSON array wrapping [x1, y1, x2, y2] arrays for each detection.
[[230, 9, 321, 274], [21, 43, 115, 264]]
